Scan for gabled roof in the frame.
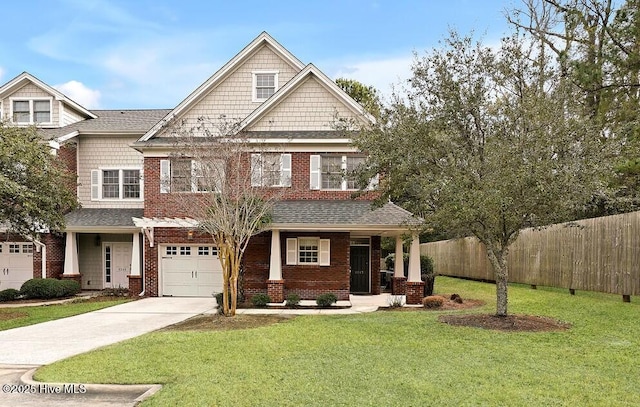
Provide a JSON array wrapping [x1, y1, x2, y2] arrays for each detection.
[[0, 72, 97, 119], [239, 64, 376, 132], [139, 32, 305, 142], [40, 109, 171, 140]]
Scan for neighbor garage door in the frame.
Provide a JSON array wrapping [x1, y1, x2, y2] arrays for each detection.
[[0, 242, 34, 290], [161, 245, 223, 297]]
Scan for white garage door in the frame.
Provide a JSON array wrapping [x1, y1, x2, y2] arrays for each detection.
[[161, 245, 223, 297], [0, 242, 34, 290]]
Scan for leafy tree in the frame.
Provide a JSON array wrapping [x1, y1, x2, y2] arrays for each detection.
[[355, 32, 612, 316], [0, 123, 78, 239], [508, 0, 640, 214], [336, 78, 382, 118], [161, 117, 281, 316]]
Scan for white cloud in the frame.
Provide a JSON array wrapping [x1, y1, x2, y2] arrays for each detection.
[[54, 81, 101, 109], [0, 66, 5, 83], [331, 55, 414, 103]]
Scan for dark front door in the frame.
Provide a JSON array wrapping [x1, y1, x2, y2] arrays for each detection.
[[350, 245, 370, 293]]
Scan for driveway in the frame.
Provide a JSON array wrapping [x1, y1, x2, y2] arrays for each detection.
[[0, 298, 215, 406], [0, 297, 216, 365]]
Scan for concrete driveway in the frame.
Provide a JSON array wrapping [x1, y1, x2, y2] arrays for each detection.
[[0, 297, 216, 365], [0, 298, 215, 406]]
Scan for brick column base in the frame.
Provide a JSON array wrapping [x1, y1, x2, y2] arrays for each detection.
[[61, 274, 81, 285], [267, 280, 285, 303], [392, 276, 407, 295], [127, 275, 143, 296], [406, 281, 425, 305]]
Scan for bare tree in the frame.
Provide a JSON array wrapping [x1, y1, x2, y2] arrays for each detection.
[[161, 116, 288, 316]]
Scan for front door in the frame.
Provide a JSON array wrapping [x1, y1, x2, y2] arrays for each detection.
[[350, 245, 370, 293], [104, 243, 131, 289]]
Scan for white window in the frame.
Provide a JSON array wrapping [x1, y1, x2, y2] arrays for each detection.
[[286, 238, 330, 266], [252, 71, 279, 102], [180, 246, 191, 256], [309, 155, 371, 191], [9, 244, 20, 254], [91, 168, 142, 201], [251, 153, 291, 187], [10, 98, 52, 124], [160, 159, 224, 193], [22, 244, 33, 254], [166, 246, 177, 256]]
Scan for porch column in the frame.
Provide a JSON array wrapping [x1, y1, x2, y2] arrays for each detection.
[[128, 232, 143, 296], [392, 235, 407, 295], [62, 232, 81, 284], [406, 233, 425, 304], [267, 229, 284, 302]]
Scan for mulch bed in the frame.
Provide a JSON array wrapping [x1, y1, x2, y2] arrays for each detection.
[[439, 314, 571, 332]]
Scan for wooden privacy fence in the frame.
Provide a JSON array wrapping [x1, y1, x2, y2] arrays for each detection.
[[421, 211, 640, 296]]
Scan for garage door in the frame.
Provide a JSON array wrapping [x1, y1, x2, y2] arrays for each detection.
[[161, 245, 223, 297], [0, 242, 34, 290]]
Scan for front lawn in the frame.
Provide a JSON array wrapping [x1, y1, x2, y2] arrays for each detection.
[[0, 298, 130, 331], [36, 277, 640, 406]]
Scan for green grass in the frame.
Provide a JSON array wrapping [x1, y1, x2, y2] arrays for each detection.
[[36, 277, 640, 406], [0, 299, 130, 331]]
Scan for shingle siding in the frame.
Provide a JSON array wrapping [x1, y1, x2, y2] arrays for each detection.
[[249, 77, 364, 131], [176, 44, 299, 132], [77, 135, 144, 208], [5, 83, 59, 125]]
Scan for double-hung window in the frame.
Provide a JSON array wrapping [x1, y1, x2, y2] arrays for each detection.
[[286, 237, 330, 266], [309, 155, 373, 191], [250, 153, 292, 187], [91, 169, 142, 200], [252, 71, 278, 102], [10, 98, 52, 124], [160, 158, 224, 193]]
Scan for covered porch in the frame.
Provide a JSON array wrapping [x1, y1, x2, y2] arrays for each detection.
[[63, 209, 144, 292], [262, 200, 425, 304]]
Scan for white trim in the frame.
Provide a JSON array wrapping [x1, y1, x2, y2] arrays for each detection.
[[252, 70, 279, 102], [239, 64, 376, 132], [138, 32, 305, 142], [250, 153, 291, 187], [286, 238, 297, 265], [9, 97, 53, 125], [92, 167, 144, 201], [319, 238, 330, 266], [0, 72, 96, 119]]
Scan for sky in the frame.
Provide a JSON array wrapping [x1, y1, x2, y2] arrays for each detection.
[[0, 0, 517, 110]]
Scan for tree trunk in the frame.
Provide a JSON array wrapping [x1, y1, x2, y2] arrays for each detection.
[[487, 247, 509, 317]]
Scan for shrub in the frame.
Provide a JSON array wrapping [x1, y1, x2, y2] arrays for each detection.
[[422, 295, 445, 309], [102, 287, 130, 297], [387, 295, 405, 308], [316, 293, 338, 307], [214, 292, 244, 313], [251, 293, 271, 307], [59, 280, 81, 297], [0, 288, 20, 302], [450, 293, 463, 304], [20, 278, 68, 299], [285, 293, 301, 308]]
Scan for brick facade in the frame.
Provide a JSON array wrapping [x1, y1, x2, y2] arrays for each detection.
[[143, 153, 378, 218], [406, 281, 425, 305]]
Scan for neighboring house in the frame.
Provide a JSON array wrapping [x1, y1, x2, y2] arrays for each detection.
[[0, 32, 426, 303]]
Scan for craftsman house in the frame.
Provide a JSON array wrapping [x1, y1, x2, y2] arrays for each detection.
[[0, 32, 426, 304]]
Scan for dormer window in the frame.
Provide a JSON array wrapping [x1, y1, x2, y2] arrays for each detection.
[[252, 71, 278, 102], [10, 98, 52, 124]]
